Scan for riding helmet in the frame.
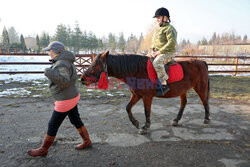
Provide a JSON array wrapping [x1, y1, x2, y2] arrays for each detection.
[[153, 7, 170, 18]]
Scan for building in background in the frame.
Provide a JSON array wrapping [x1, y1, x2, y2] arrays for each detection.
[[24, 37, 38, 52], [199, 44, 250, 55]]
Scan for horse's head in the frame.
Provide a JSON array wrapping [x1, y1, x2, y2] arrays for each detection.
[[81, 51, 109, 85]]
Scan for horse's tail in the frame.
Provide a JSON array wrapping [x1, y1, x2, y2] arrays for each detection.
[[203, 61, 210, 99]]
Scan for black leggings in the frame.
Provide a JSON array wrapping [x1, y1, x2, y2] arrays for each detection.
[[47, 105, 84, 136]]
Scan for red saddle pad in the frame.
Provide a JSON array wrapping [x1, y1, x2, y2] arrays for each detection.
[[147, 58, 184, 84]]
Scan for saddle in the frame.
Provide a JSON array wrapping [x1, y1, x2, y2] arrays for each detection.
[[147, 58, 184, 84]]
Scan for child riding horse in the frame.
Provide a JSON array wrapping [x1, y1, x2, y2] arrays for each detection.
[[81, 51, 210, 135]]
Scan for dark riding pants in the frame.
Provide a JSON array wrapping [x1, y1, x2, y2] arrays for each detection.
[[47, 105, 84, 136]]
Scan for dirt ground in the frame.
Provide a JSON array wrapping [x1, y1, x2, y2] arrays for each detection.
[[0, 75, 250, 166], [0, 94, 249, 167]]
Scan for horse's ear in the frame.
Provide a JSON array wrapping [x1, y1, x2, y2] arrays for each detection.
[[101, 51, 109, 59]]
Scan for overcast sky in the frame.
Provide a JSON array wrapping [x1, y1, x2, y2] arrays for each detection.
[[0, 0, 249, 43]]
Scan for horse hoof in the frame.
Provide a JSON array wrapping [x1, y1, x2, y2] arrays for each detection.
[[172, 121, 178, 126], [204, 119, 210, 124], [138, 128, 147, 135], [133, 120, 140, 129]]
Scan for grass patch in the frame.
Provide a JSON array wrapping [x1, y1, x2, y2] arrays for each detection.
[[210, 75, 250, 102], [187, 75, 250, 103], [210, 76, 250, 102]]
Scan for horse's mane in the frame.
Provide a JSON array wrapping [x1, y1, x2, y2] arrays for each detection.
[[106, 54, 148, 75]]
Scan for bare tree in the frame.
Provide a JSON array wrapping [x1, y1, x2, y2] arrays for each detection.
[[8, 26, 19, 44], [138, 23, 157, 53]]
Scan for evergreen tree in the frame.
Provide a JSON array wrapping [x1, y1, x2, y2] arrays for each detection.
[[197, 40, 201, 45], [20, 34, 27, 53], [180, 39, 187, 48], [82, 31, 88, 52], [97, 39, 104, 52], [36, 35, 40, 53], [10, 42, 22, 52], [185, 39, 191, 48], [46, 34, 50, 45], [221, 33, 229, 44], [71, 22, 83, 53], [230, 33, 236, 44], [117, 32, 126, 53], [236, 35, 242, 43], [40, 32, 50, 48], [208, 39, 212, 45], [88, 31, 93, 52], [101, 36, 109, 51], [54, 24, 68, 45], [211, 32, 217, 44], [108, 33, 116, 52], [88, 31, 98, 53], [201, 37, 208, 45], [66, 26, 72, 49], [2, 27, 10, 51], [216, 34, 221, 44], [137, 33, 144, 52], [92, 34, 98, 52], [243, 34, 248, 43]]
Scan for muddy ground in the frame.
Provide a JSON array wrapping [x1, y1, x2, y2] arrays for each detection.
[[0, 76, 250, 167]]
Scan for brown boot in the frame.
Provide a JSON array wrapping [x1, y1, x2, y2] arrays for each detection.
[[28, 134, 55, 157], [75, 126, 92, 150]]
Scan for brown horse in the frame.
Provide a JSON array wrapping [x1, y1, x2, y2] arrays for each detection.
[[81, 51, 210, 134]]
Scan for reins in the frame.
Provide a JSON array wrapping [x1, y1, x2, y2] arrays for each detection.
[[83, 57, 108, 84]]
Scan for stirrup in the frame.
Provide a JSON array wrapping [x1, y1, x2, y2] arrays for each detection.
[[156, 82, 170, 96]]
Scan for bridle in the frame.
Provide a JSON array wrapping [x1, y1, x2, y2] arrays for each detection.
[[83, 57, 108, 82]]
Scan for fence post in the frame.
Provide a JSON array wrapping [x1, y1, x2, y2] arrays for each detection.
[[234, 57, 239, 76]]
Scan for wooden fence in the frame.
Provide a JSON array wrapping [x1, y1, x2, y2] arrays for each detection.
[[0, 53, 250, 76]]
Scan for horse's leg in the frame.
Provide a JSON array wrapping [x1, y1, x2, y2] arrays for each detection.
[[138, 96, 153, 135], [172, 93, 187, 126], [126, 93, 141, 129], [194, 84, 210, 124]]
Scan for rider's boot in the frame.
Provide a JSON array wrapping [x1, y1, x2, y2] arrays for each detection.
[[156, 79, 170, 96]]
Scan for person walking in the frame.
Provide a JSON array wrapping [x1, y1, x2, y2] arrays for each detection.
[[28, 41, 92, 157]]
